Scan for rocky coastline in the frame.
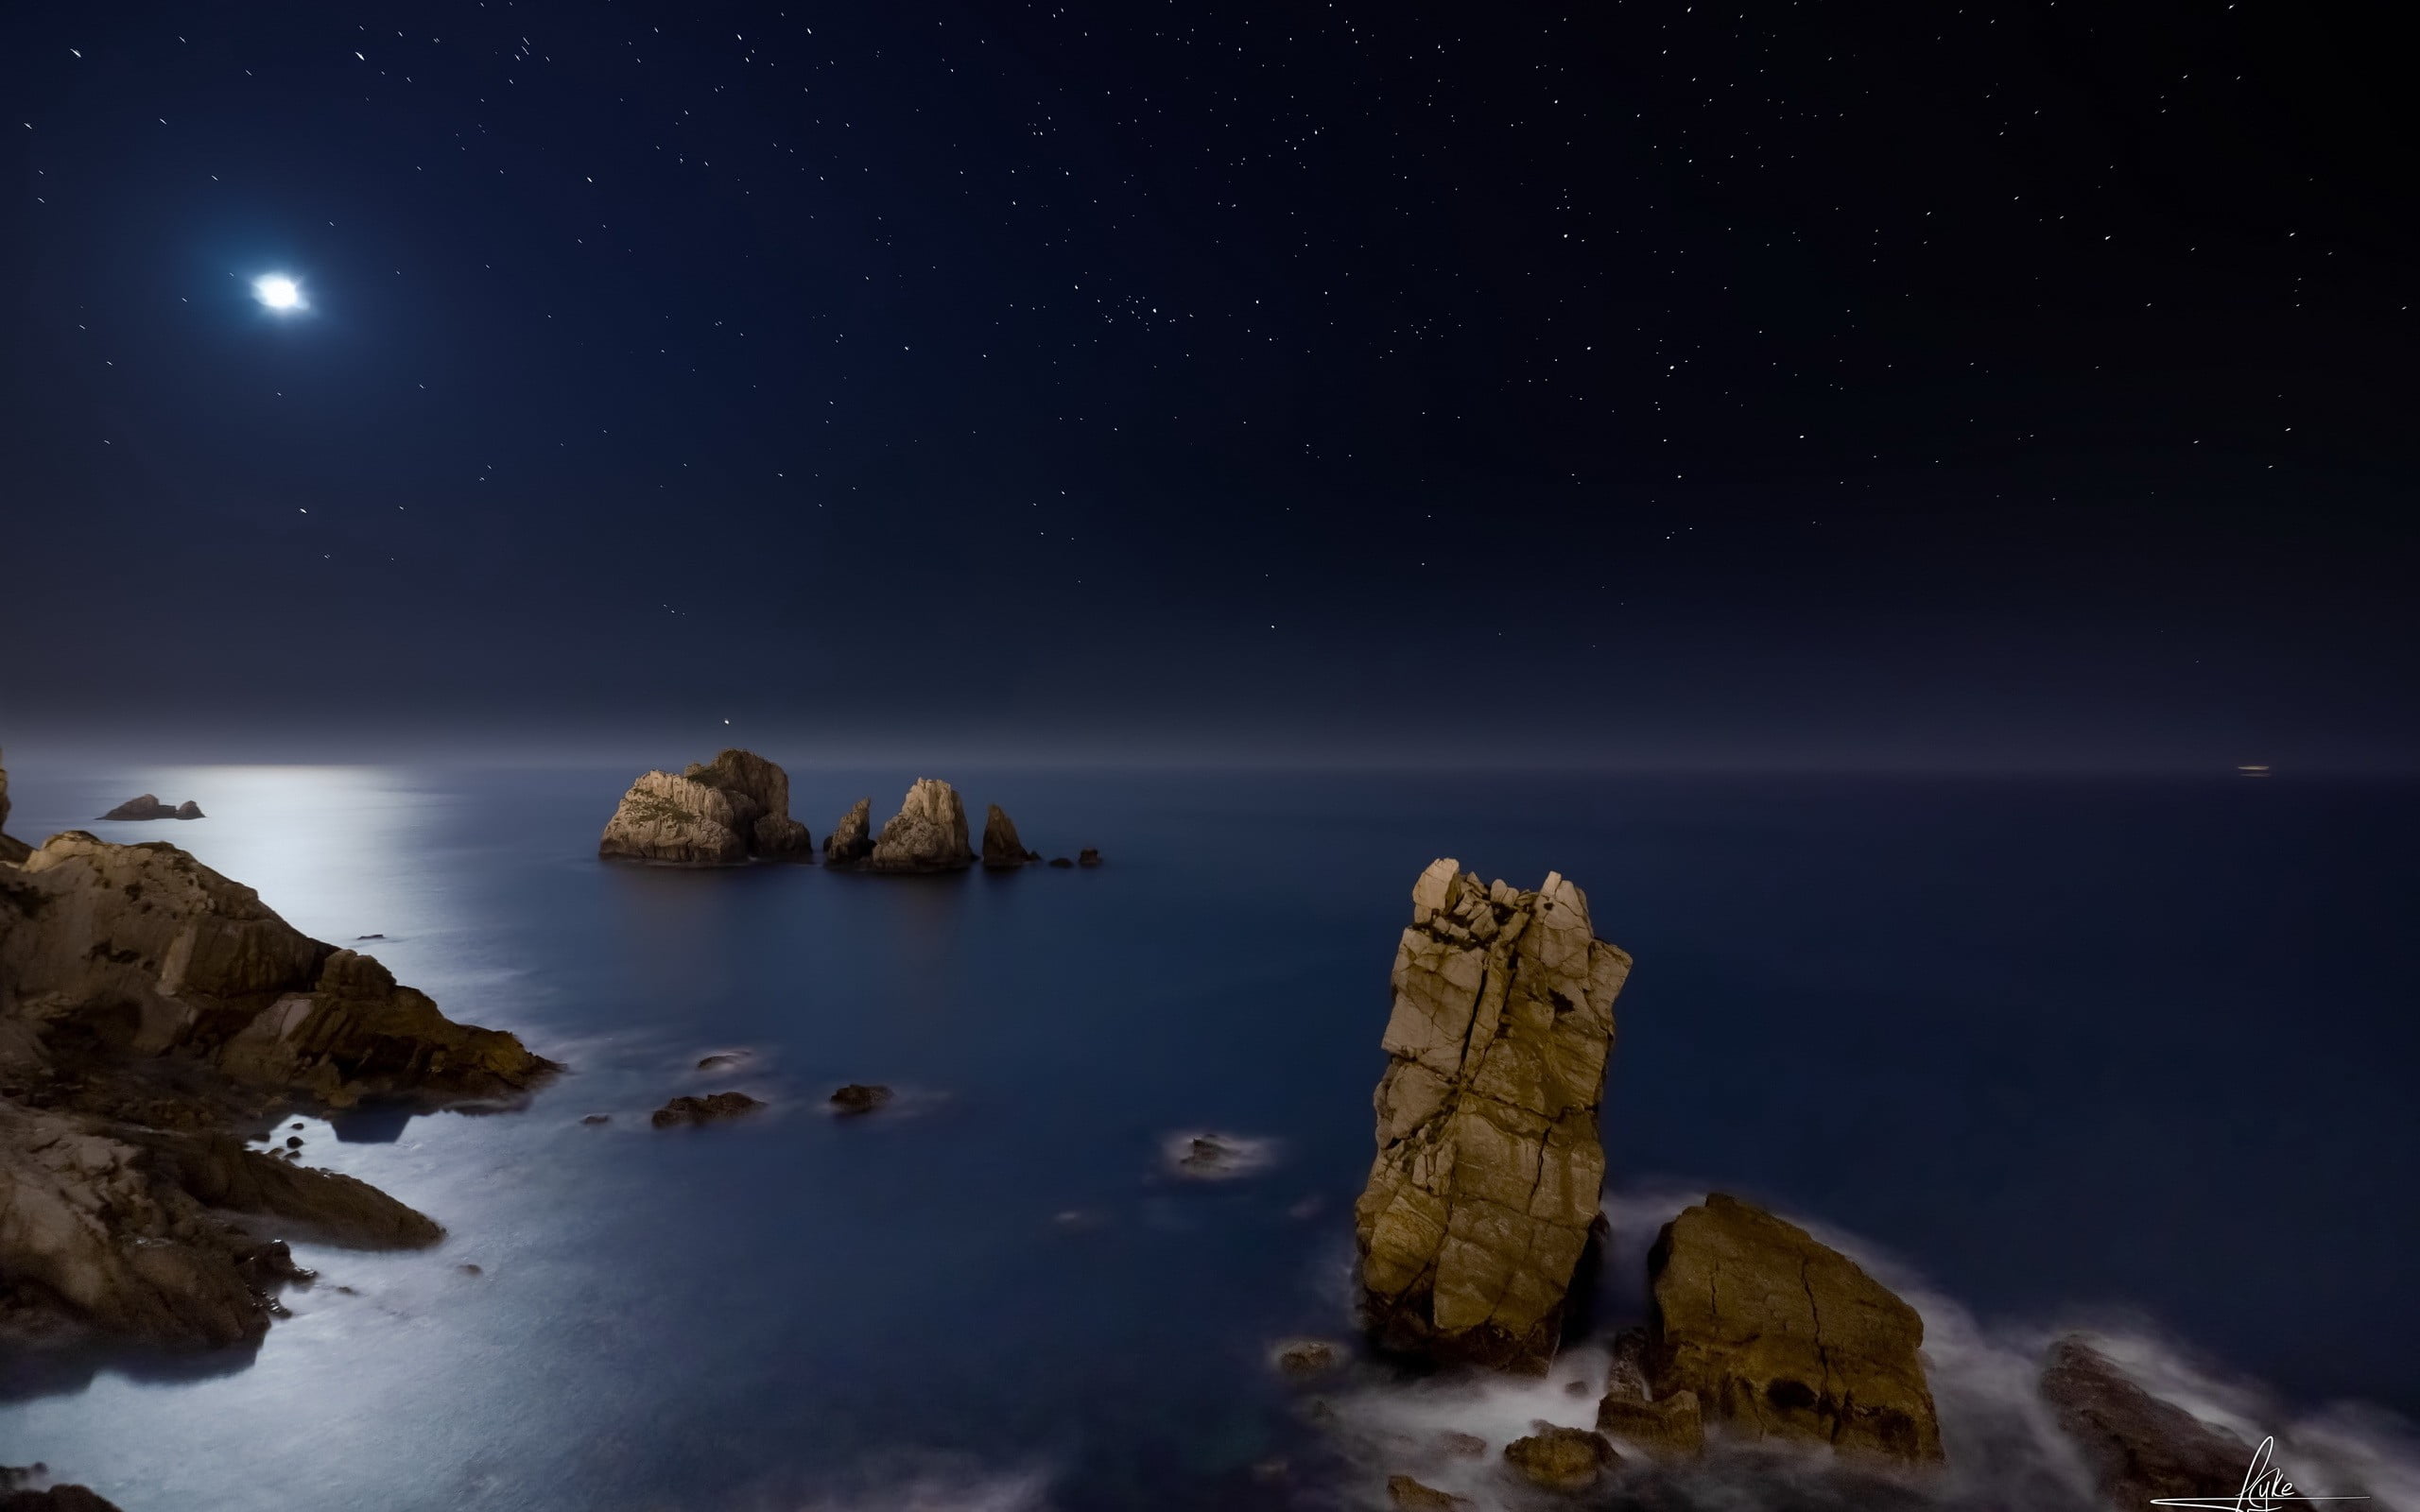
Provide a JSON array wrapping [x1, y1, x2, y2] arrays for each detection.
[[0, 757, 554, 1367]]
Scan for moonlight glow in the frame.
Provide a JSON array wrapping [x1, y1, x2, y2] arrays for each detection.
[[252, 274, 303, 312]]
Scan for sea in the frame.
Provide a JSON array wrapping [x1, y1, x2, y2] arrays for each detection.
[[1, 764, 2414, 1511]]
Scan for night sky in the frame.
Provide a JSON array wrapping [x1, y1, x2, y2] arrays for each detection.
[[5, 1, 2412, 767]]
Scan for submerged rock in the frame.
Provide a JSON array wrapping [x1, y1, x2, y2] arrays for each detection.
[[828, 1083, 892, 1115], [598, 749, 813, 865], [868, 779, 976, 872], [980, 804, 1039, 868], [95, 794, 203, 821], [650, 1091, 765, 1128], [1353, 859, 1633, 1372], [1503, 1426, 1617, 1493], [822, 798, 873, 867], [1645, 1193, 1942, 1463], [2039, 1335, 2255, 1509], [1385, 1474, 1468, 1510]]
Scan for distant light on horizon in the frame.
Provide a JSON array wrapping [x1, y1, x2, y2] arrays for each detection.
[[253, 274, 304, 312]]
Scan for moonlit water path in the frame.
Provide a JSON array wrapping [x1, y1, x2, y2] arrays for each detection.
[[2, 765, 2412, 1510]]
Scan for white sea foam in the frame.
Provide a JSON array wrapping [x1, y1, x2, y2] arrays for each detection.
[[1316, 1185, 2420, 1511]]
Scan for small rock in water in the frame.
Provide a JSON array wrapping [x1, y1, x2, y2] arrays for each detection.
[[1436, 1432, 1489, 1459], [829, 1083, 893, 1115], [355, 933, 386, 940], [1387, 1476, 1469, 1511], [1078, 847, 1102, 867], [1047, 856, 1075, 868], [651, 1091, 766, 1128], [1503, 1426, 1617, 1494], [1272, 1339, 1342, 1379], [290, 1122, 305, 1130], [458, 1263, 483, 1277], [285, 1136, 303, 1149], [1167, 1130, 1273, 1179], [580, 1113, 612, 1125]]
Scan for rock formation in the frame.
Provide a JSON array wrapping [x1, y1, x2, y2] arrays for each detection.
[[1385, 1476, 1466, 1509], [2040, 1335, 2256, 1509], [867, 779, 976, 872], [1503, 1426, 1617, 1492], [1078, 847, 1102, 867], [1353, 859, 1633, 1372], [0, 820, 550, 1352], [650, 1091, 763, 1127], [597, 749, 813, 865], [980, 804, 1039, 868], [823, 798, 873, 867], [1642, 1194, 1942, 1463], [828, 1083, 891, 1115], [95, 795, 202, 821]]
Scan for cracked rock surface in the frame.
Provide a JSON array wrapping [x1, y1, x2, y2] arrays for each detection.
[[1353, 857, 1633, 1372], [1644, 1193, 1943, 1462]]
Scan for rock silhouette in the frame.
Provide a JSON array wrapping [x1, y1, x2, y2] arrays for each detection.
[[96, 794, 203, 821], [980, 804, 1039, 868]]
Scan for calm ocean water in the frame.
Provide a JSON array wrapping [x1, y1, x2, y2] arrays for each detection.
[[2, 765, 2413, 1510]]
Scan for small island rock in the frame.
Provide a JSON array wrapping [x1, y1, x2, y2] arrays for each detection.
[[1078, 847, 1102, 867], [828, 1083, 892, 1115], [599, 750, 814, 866], [96, 794, 204, 822], [980, 804, 1040, 868], [650, 1091, 765, 1128], [868, 779, 975, 872]]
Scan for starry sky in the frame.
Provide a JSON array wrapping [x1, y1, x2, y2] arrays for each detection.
[[4, 1, 2412, 767]]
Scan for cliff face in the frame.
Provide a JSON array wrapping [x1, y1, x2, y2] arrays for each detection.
[[867, 779, 976, 872], [0, 799, 551, 1352], [1353, 859, 1632, 1372], [597, 749, 814, 866]]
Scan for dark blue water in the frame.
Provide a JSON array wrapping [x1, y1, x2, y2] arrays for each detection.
[[2, 765, 2412, 1510]]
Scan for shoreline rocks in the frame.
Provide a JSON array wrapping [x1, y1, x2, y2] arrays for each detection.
[[867, 779, 976, 872], [598, 749, 814, 866], [95, 795, 202, 822], [1643, 1193, 1943, 1463], [1353, 859, 1633, 1372], [0, 782, 552, 1354], [2040, 1334, 2256, 1508]]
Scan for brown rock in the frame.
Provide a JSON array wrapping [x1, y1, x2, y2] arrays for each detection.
[[683, 749, 814, 861], [2040, 1335, 2256, 1510], [1077, 847, 1102, 867], [1595, 1390, 1703, 1461], [1272, 1338, 1342, 1378], [822, 798, 873, 867], [980, 804, 1040, 868], [1385, 1474, 1469, 1510], [1645, 1193, 1942, 1463], [650, 1091, 765, 1128], [597, 770, 748, 865], [828, 1083, 892, 1115], [1353, 859, 1633, 1372], [868, 780, 976, 872], [1502, 1425, 1617, 1493]]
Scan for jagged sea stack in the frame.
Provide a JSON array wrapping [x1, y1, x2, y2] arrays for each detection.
[[867, 779, 976, 872], [1353, 858, 1633, 1372], [598, 748, 813, 865], [980, 804, 1039, 868]]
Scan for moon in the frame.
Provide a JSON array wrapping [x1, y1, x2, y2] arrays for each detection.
[[253, 274, 304, 312]]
